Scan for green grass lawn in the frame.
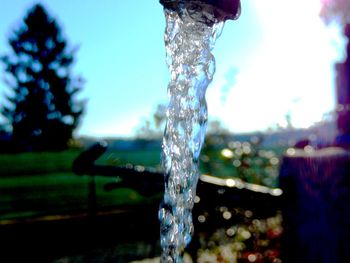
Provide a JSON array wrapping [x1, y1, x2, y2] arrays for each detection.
[[0, 150, 82, 176], [0, 144, 283, 221], [0, 149, 162, 221], [0, 172, 160, 220]]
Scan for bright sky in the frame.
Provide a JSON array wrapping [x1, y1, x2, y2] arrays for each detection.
[[0, 0, 346, 138]]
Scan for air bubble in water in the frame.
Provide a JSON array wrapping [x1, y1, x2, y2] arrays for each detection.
[[159, 6, 224, 262]]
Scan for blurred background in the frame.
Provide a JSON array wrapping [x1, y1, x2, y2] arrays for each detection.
[[0, 0, 345, 138], [0, 0, 349, 262]]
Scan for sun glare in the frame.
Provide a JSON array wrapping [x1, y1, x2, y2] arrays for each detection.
[[207, 0, 341, 133]]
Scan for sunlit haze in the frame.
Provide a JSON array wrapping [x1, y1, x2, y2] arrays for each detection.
[[0, 0, 346, 138]]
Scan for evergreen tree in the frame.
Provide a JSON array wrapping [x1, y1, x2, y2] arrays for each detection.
[[1, 4, 85, 151]]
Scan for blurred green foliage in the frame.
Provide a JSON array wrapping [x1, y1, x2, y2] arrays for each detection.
[[1, 4, 85, 152], [135, 103, 284, 187], [201, 134, 283, 188]]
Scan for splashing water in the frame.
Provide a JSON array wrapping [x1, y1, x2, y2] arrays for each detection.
[[158, 6, 224, 262]]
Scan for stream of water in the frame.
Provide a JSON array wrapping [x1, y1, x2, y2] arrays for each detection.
[[159, 5, 224, 262]]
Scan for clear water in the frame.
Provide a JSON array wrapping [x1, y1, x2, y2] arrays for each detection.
[[159, 6, 224, 262]]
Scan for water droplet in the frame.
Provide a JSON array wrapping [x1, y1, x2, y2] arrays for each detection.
[[159, 7, 224, 261], [198, 215, 206, 223], [223, 211, 232, 220]]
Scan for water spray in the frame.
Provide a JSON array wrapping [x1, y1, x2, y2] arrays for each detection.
[[158, 0, 241, 261]]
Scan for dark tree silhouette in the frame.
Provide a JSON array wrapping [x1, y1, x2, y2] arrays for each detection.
[[1, 4, 85, 151]]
